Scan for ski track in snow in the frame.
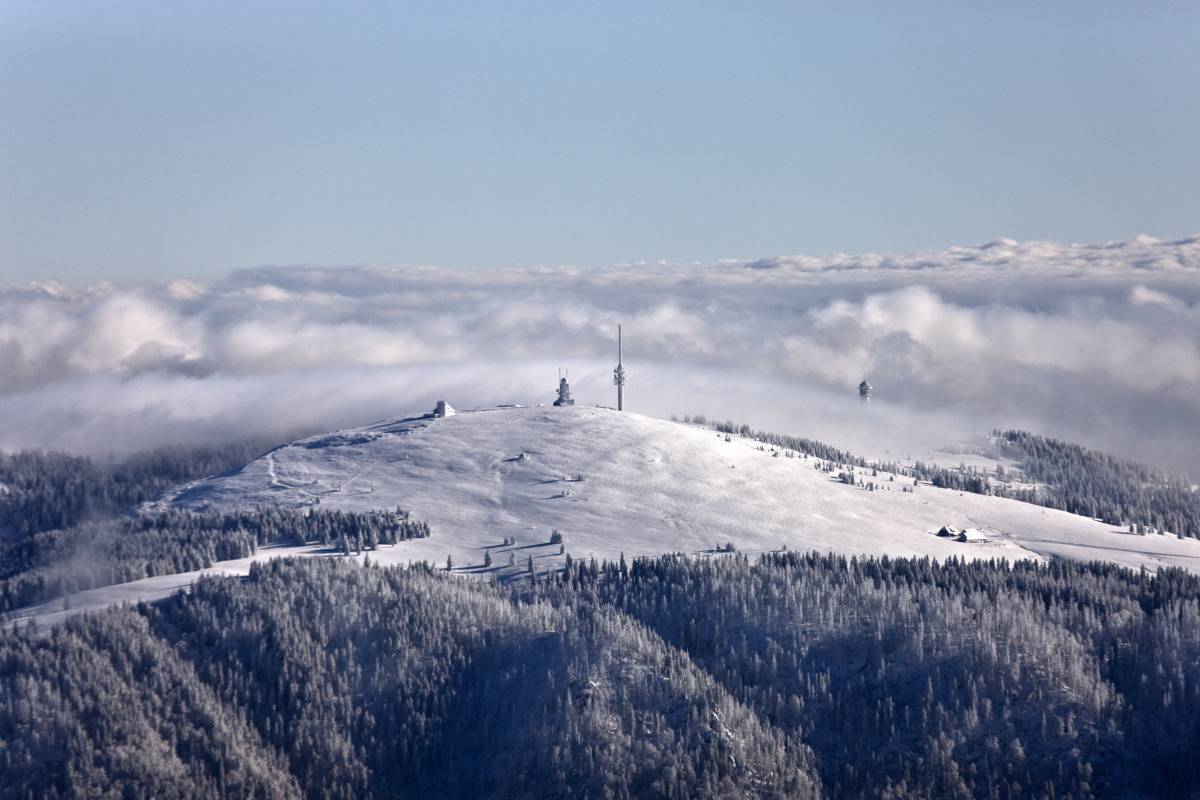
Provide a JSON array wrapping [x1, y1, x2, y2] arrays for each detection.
[[12, 406, 1200, 627]]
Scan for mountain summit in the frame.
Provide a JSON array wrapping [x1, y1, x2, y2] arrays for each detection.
[[161, 405, 1200, 574]]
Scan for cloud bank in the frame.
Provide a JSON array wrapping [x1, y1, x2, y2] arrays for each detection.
[[2, 234, 1199, 473]]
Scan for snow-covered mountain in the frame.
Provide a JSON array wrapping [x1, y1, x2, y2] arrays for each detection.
[[17, 404, 1200, 627], [163, 405, 1200, 571]]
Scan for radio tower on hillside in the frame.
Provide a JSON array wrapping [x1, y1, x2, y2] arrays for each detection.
[[858, 379, 872, 405], [613, 325, 628, 411]]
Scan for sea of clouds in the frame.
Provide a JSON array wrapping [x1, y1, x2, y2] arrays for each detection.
[[2, 234, 1199, 473]]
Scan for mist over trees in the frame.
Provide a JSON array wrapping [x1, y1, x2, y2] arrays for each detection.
[[708, 418, 1200, 540], [0, 439, 281, 538], [0, 438, 430, 612], [0, 508, 428, 613], [993, 430, 1200, 539], [4, 554, 1200, 799]]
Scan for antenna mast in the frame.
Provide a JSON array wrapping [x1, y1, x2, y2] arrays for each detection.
[[613, 325, 627, 411]]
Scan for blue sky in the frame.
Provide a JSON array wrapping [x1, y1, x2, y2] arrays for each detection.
[[3, 1, 1198, 283]]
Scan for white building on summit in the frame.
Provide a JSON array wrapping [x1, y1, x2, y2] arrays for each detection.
[[553, 372, 575, 406], [431, 400, 456, 418]]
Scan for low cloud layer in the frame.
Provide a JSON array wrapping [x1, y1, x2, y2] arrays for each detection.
[[3, 234, 1199, 473]]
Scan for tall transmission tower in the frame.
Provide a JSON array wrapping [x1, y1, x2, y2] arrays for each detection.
[[613, 325, 627, 411]]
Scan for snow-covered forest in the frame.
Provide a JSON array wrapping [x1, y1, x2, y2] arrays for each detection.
[[4, 554, 1199, 799]]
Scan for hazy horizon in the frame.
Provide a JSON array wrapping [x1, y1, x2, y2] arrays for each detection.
[[4, 2, 1199, 284]]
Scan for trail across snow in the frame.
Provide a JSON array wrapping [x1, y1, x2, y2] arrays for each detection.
[[15, 406, 1200, 626]]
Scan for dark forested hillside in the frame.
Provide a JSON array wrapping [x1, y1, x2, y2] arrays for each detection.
[[525, 554, 1200, 798], [2, 558, 816, 800], [5, 554, 1200, 799]]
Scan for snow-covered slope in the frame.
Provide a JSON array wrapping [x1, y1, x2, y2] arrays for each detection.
[[163, 406, 1200, 572], [15, 405, 1200, 628]]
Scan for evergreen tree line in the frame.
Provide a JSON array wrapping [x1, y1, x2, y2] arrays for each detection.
[[704, 418, 1200, 539], [4, 553, 1200, 798], [0, 509, 429, 613], [710, 420, 869, 469]]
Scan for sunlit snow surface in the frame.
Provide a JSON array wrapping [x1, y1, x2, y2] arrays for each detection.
[[13, 407, 1200, 626]]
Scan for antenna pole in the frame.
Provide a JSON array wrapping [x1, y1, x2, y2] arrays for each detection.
[[613, 324, 627, 411]]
